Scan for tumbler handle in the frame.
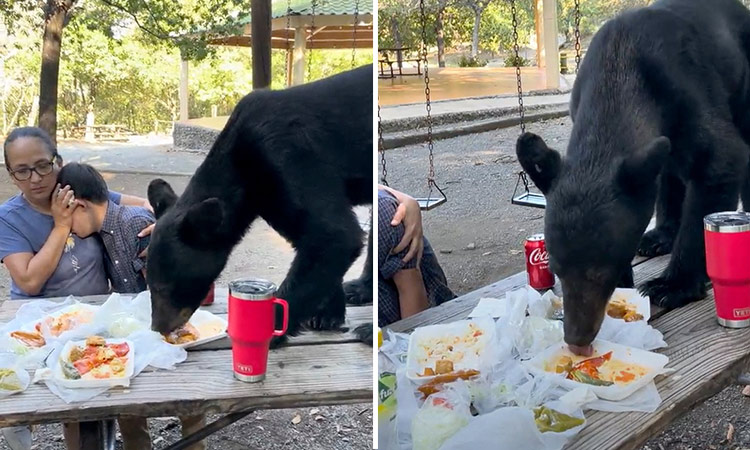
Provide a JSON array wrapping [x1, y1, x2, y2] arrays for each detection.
[[273, 298, 289, 336]]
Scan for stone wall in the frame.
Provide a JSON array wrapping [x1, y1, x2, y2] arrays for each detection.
[[173, 122, 219, 153]]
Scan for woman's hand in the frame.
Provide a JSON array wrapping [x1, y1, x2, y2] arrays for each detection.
[[386, 188, 424, 264], [50, 184, 77, 230]]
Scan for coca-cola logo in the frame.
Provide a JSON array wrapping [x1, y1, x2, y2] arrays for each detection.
[[529, 248, 549, 266]]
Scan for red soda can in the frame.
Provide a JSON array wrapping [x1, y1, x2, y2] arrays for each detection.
[[525, 234, 555, 290]]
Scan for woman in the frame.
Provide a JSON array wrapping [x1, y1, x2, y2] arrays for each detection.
[[0, 127, 154, 450], [0, 127, 153, 299]]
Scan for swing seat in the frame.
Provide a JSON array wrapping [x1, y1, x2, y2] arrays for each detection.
[[416, 196, 447, 211], [512, 191, 546, 208], [511, 171, 547, 209]]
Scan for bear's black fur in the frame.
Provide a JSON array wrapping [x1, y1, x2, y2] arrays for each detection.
[[146, 66, 373, 346], [516, 0, 750, 348]]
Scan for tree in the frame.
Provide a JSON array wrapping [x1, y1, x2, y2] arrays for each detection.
[[38, 0, 77, 143], [463, 0, 494, 57]]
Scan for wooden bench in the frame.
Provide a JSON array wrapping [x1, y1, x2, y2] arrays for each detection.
[[0, 288, 372, 449], [386, 254, 750, 450]]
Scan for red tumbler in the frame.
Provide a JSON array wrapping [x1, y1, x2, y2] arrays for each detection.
[[228, 278, 288, 382], [704, 212, 750, 328], [200, 282, 215, 306]]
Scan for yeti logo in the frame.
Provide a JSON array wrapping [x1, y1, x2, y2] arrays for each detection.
[[529, 247, 549, 266], [236, 363, 254, 373], [733, 307, 750, 318]]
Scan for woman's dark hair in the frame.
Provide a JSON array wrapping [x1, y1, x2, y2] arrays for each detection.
[[57, 163, 109, 204], [3, 127, 57, 167]]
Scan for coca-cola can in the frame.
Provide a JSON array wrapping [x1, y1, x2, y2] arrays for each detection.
[[525, 234, 555, 290]]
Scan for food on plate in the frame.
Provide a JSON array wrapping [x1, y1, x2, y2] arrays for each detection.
[[164, 323, 200, 345], [606, 297, 643, 322], [35, 308, 94, 337], [61, 336, 130, 380], [546, 351, 649, 386], [416, 370, 481, 399], [10, 330, 45, 348], [0, 369, 23, 391], [533, 406, 584, 433], [435, 359, 454, 374], [414, 322, 487, 379]]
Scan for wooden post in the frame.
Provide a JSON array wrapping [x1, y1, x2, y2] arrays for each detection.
[[534, 0, 543, 68], [292, 27, 307, 86], [251, 0, 272, 89], [542, 0, 560, 89], [179, 59, 189, 122], [211, 105, 218, 117], [84, 108, 95, 142], [286, 50, 293, 87]]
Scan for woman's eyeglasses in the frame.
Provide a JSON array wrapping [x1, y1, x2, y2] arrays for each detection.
[[8, 154, 58, 181]]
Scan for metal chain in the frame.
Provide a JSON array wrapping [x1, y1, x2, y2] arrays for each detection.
[[419, 0, 435, 186], [378, 103, 388, 185], [351, 0, 359, 68], [574, 0, 582, 73], [510, 0, 525, 133], [285, 0, 292, 86], [307, 0, 317, 82]]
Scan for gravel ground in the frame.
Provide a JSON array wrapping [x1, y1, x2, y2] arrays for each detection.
[[0, 173, 372, 450], [382, 116, 750, 449]]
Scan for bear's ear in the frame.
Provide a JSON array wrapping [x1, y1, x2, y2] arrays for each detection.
[[178, 198, 225, 246], [617, 137, 670, 196], [148, 179, 178, 219], [516, 132, 562, 194]]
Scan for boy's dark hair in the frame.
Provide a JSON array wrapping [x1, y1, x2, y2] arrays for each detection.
[[3, 127, 57, 167], [57, 163, 109, 204]]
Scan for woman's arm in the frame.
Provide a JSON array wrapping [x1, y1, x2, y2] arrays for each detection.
[[3, 186, 76, 295], [119, 194, 153, 213]]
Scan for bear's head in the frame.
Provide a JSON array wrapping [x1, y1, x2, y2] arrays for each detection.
[[146, 179, 230, 334], [516, 132, 669, 354]]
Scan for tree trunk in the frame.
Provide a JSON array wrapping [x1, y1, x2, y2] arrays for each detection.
[[471, 8, 481, 58], [436, 8, 446, 67], [38, 0, 75, 145]]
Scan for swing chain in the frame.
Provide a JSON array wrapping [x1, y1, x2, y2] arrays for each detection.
[[510, 0, 525, 134], [574, 0, 582, 72], [520, 171, 531, 193], [352, 0, 359, 68], [285, 0, 292, 86], [378, 103, 388, 186], [419, 0, 436, 187], [307, 0, 318, 82]]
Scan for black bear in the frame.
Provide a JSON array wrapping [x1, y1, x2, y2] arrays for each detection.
[[516, 0, 750, 355], [146, 65, 373, 346]]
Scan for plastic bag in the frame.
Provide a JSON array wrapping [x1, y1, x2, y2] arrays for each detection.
[[411, 380, 472, 450], [596, 315, 666, 351], [468, 359, 533, 414], [440, 399, 585, 450], [0, 353, 30, 398]]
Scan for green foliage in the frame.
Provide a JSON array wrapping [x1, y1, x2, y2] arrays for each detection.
[[458, 55, 486, 67], [0, 0, 371, 135], [504, 54, 529, 67]]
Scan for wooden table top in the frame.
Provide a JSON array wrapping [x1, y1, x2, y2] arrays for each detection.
[[0, 289, 373, 427], [386, 254, 750, 450]]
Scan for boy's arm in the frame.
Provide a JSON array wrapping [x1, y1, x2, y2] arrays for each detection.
[[392, 268, 429, 319]]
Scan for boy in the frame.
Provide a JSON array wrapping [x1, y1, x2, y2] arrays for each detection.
[[57, 163, 206, 450]]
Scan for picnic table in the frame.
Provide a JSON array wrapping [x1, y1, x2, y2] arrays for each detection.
[[385, 253, 750, 449], [378, 47, 422, 78], [0, 288, 372, 450]]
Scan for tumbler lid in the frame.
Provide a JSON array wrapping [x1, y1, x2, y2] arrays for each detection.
[[704, 211, 750, 233], [228, 278, 277, 301]]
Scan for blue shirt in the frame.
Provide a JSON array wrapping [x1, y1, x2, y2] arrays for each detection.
[[0, 191, 122, 299]]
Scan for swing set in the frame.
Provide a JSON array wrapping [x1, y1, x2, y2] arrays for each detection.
[[378, 0, 582, 211]]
